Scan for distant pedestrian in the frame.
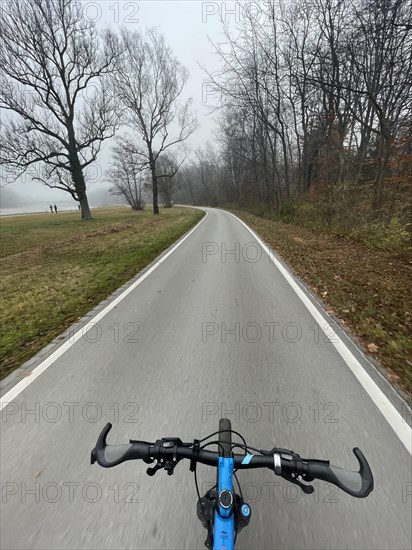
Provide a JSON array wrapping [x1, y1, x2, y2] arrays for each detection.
[[78, 204, 81, 210], [49, 204, 53, 213], [54, 204, 58, 213]]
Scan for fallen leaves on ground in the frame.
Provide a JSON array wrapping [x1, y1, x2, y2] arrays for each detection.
[[230, 209, 412, 397]]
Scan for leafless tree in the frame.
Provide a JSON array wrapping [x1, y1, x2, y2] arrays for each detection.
[[111, 28, 197, 214], [349, 0, 412, 211], [156, 153, 181, 208], [0, 0, 119, 219], [176, 166, 197, 205], [198, 0, 411, 228], [107, 141, 145, 210]]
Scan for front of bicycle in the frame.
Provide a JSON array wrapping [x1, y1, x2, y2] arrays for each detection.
[[91, 417, 373, 550], [196, 418, 251, 549]]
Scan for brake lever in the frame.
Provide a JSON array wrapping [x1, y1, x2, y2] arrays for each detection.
[[281, 471, 314, 494], [146, 460, 164, 476]]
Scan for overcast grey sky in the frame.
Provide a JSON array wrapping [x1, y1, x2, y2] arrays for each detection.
[[3, 0, 245, 202], [96, 0, 226, 144]]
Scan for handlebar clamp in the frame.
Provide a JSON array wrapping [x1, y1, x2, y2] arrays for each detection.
[[147, 438, 184, 476], [190, 439, 200, 473], [262, 447, 316, 494]]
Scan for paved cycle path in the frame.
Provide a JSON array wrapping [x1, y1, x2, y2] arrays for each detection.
[[1, 207, 411, 549]]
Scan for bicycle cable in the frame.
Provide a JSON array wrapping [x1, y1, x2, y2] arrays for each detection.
[[199, 429, 248, 450]]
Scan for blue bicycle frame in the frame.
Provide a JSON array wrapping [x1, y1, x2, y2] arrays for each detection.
[[213, 457, 235, 550], [213, 457, 235, 549]]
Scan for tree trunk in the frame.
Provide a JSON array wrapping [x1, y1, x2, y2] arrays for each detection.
[[79, 192, 92, 220], [72, 166, 92, 220], [280, 131, 290, 198], [151, 168, 159, 214], [186, 178, 196, 205], [371, 135, 390, 214], [67, 122, 92, 220]]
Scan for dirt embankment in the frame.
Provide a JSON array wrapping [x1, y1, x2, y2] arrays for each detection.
[[230, 210, 412, 398]]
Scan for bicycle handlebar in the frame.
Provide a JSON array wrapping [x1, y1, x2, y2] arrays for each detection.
[[304, 448, 373, 497], [91, 423, 373, 498]]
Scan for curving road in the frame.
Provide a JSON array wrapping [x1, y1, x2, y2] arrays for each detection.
[[1, 207, 411, 550]]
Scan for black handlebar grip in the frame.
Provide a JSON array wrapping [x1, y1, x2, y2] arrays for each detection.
[[91, 423, 112, 465], [307, 448, 373, 498], [91, 423, 150, 468]]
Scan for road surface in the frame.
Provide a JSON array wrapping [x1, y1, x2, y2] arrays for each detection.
[[1, 207, 411, 549]]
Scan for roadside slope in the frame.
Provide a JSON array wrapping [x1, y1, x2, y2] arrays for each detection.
[[228, 209, 412, 397]]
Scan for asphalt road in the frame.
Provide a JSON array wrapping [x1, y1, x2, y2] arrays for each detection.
[[1, 207, 411, 550]]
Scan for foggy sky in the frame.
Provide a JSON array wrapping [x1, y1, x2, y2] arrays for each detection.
[[2, 0, 241, 203]]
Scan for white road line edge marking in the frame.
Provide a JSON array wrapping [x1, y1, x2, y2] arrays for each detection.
[[228, 211, 412, 455], [0, 210, 208, 410]]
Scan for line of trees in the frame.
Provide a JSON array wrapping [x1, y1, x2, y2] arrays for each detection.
[[2, 0, 410, 231], [177, 0, 411, 234], [0, 0, 195, 219]]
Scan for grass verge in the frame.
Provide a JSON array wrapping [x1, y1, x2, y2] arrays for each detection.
[[0, 206, 203, 380], [229, 209, 412, 397]]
